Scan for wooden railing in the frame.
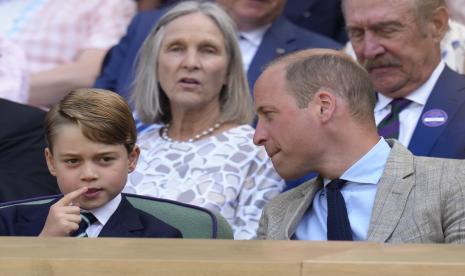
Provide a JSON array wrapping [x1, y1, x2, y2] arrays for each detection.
[[0, 237, 464, 275]]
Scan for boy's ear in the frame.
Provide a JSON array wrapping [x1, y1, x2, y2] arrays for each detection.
[[128, 145, 140, 173], [44, 148, 57, 176]]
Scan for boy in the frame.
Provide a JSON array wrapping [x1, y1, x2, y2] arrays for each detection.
[[0, 88, 182, 238]]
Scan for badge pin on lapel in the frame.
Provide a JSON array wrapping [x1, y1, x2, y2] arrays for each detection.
[[276, 48, 285, 55], [421, 109, 448, 127]]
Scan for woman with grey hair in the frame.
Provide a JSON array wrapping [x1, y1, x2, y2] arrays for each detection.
[[124, 1, 284, 240]]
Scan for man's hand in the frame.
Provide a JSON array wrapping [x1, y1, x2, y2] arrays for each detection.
[[39, 187, 88, 237]]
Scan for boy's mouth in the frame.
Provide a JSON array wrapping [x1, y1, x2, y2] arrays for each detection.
[[84, 188, 102, 198]]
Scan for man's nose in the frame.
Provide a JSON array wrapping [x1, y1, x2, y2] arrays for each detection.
[[361, 32, 386, 60], [253, 120, 267, 146]]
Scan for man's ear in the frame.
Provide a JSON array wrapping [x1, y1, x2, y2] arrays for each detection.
[[313, 90, 336, 123], [430, 6, 449, 43], [44, 148, 57, 176], [128, 145, 140, 173]]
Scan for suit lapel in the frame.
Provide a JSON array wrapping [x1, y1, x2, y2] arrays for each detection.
[[15, 200, 56, 236], [367, 140, 415, 242], [283, 178, 323, 239], [408, 66, 465, 156], [99, 196, 144, 237], [247, 16, 295, 89]]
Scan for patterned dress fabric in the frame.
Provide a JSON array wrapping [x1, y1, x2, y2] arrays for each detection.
[[441, 20, 465, 74], [124, 125, 285, 239]]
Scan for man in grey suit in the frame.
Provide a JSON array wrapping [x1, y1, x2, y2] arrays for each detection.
[[253, 48, 465, 243]]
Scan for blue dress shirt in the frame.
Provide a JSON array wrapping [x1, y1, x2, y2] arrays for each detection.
[[294, 138, 391, 241]]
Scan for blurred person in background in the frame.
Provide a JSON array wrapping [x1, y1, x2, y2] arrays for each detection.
[[0, 0, 136, 108], [282, 0, 348, 43], [0, 35, 28, 103]]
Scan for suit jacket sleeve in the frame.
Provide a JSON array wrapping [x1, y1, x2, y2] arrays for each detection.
[[442, 160, 465, 243]]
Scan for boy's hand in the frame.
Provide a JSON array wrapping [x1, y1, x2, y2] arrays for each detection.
[[39, 187, 88, 237]]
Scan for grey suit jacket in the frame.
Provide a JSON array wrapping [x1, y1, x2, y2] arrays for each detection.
[[257, 140, 465, 243]]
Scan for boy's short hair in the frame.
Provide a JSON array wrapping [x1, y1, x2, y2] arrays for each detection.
[[45, 88, 136, 153]]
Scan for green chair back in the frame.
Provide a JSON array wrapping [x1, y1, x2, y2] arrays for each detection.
[[124, 194, 233, 239]]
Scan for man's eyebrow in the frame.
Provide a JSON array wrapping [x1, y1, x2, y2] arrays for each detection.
[[347, 20, 403, 30], [372, 21, 403, 29]]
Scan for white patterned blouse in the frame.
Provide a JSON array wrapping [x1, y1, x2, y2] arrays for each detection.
[[124, 124, 285, 239]]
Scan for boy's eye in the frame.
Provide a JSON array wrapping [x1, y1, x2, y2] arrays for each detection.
[[64, 159, 79, 165], [100, 156, 115, 163]]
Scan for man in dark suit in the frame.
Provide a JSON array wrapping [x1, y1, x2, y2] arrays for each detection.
[[283, 0, 348, 43], [0, 193, 181, 237], [0, 99, 59, 203], [344, 0, 465, 159], [94, 0, 341, 101]]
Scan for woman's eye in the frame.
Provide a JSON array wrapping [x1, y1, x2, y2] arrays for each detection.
[[168, 45, 183, 52], [202, 47, 216, 54]]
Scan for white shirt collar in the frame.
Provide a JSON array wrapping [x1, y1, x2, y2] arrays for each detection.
[[238, 24, 270, 47], [375, 61, 446, 111], [86, 193, 122, 225]]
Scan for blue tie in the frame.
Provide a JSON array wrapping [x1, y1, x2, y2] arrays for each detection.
[[326, 179, 353, 241], [72, 212, 97, 237]]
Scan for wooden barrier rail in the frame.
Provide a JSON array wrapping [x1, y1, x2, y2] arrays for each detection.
[[0, 237, 464, 275]]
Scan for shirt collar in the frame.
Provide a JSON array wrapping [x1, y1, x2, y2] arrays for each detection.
[[86, 193, 122, 225], [238, 24, 270, 47], [324, 138, 391, 186], [374, 61, 446, 112]]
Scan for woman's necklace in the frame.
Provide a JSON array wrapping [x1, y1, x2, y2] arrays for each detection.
[[161, 121, 224, 143]]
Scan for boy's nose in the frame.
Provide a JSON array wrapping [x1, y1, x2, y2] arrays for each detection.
[[80, 163, 98, 181]]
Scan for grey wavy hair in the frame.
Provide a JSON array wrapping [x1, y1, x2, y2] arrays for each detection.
[[132, 0, 254, 125]]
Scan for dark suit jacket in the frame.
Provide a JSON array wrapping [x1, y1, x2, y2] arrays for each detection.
[[0, 195, 182, 238], [94, 10, 341, 100], [408, 66, 465, 158], [283, 0, 348, 43], [246, 16, 341, 90], [0, 99, 59, 203]]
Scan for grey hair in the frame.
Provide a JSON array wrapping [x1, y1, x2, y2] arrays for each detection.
[[414, 0, 446, 20], [132, 0, 253, 124], [342, 0, 446, 23]]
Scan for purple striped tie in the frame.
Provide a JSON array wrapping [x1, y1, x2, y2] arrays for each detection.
[[377, 98, 412, 139]]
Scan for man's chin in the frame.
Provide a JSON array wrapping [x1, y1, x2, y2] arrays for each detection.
[[275, 167, 309, 181]]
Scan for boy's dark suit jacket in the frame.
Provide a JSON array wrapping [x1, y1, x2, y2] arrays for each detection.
[[0, 195, 182, 238]]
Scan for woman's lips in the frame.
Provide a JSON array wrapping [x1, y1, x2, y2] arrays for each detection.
[[178, 78, 201, 90]]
